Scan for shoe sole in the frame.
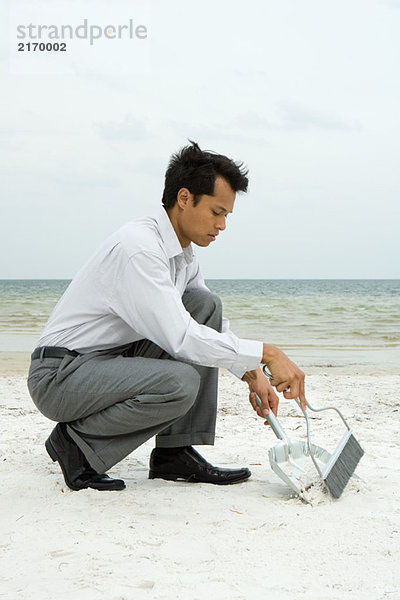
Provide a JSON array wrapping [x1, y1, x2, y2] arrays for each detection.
[[148, 471, 251, 485]]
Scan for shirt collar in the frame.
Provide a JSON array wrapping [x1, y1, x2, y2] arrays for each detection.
[[155, 208, 194, 264]]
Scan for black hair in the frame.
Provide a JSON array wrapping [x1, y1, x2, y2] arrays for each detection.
[[161, 140, 249, 209]]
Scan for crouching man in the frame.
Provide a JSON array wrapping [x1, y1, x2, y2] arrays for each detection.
[[27, 141, 305, 491]]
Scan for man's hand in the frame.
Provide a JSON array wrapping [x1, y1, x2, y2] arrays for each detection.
[[261, 344, 306, 410], [242, 367, 279, 424]]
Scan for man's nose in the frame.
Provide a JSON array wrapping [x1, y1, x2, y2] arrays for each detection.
[[217, 216, 226, 231]]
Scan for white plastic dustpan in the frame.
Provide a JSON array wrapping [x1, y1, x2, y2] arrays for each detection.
[[256, 396, 332, 502]]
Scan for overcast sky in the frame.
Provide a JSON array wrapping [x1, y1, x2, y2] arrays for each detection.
[[1, 0, 399, 279]]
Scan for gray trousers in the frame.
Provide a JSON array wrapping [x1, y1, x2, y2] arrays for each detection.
[[27, 289, 222, 473]]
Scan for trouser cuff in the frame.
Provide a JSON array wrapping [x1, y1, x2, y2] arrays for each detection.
[[155, 432, 215, 448], [66, 424, 109, 473]]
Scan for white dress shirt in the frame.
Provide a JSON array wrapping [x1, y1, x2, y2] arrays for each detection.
[[38, 209, 262, 378]]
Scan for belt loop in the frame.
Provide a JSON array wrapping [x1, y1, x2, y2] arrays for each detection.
[[39, 347, 45, 362]]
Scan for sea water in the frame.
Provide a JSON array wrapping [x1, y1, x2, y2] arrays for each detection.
[[0, 279, 399, 372]]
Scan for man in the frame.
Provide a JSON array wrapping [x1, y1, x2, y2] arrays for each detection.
[[27, 141, 305, 492]]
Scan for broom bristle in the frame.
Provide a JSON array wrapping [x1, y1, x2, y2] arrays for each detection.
[[323, 433, 364, 499]]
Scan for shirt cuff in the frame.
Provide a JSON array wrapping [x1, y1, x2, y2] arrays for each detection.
[[229, 339, 263, 379]]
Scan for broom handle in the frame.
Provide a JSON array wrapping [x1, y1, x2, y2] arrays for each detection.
[[293, 398, 351, 430], [255, 395, 290, 444], [260, 366, 325, 476]]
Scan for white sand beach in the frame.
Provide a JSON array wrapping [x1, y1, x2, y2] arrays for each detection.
[[1, 355, 399, 600]]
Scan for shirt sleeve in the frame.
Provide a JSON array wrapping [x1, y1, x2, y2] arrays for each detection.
[[108, 250, 262, 376], [185, 258, 262, 378]]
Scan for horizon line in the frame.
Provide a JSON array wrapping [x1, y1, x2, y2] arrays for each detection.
[[1, 277, 399, 282]]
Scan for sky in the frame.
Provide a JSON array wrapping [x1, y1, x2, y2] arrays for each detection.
[[1, 0, 399, 279]]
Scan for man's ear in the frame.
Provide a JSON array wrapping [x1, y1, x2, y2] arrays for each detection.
[[176, 187, 192, 210]]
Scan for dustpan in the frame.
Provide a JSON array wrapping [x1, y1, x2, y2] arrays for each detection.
[[259, 400, 332, 502], [258, 366, 363, 501]]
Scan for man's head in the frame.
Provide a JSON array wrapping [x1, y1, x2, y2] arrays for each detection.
[[162, 141, 249, 248], [162, 140, 248, 210]]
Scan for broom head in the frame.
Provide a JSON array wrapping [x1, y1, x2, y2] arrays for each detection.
[[322, 430, 364, 499]]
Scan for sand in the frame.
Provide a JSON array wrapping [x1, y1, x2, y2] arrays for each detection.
[[1, 356, 399, 599]]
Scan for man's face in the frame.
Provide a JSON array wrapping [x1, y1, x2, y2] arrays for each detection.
[[175, 176, 236, 247]]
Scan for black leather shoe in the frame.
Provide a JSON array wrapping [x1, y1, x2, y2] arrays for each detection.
[[45, 423, 126, 491], [148, 446, 251, 485]]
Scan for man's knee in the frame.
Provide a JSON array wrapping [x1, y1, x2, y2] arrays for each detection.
[[182, 289, 222, 330], [172, 363, 201, 415], [209, 292, 222, 315], [203, 291, 222, 331], [184, 288, 221, 308]]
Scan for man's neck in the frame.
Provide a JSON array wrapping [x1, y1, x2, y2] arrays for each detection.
[[165, 207, 190, 248]]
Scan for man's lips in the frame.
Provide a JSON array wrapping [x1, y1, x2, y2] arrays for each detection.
[[208, 233, 218, 240]]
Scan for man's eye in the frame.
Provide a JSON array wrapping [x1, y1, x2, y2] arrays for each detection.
[[212, 211, 222, 216]]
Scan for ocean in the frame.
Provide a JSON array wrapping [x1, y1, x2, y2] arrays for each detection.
[[0, 279, 399, 372]]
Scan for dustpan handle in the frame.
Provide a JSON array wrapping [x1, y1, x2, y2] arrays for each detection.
[[262, 366, 350, 430], [255, 395, 290, 443]]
